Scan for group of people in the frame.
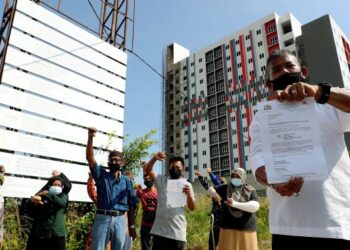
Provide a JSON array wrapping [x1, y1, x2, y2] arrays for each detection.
[[1, 49, 350, 250]]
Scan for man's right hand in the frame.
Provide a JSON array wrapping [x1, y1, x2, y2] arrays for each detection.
[[154, 152, 166, 162], [88, 127, 97, 138], [207, 167, 212, 174], [194, 170, 201, 176]]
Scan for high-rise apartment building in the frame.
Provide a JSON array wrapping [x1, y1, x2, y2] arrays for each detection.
[[163, 13, 302, 181], [164, 13, 350, 182]]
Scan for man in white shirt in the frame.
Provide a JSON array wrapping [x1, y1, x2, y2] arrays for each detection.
[[248, 50, 350, 250], [144, 152, 195, 250]]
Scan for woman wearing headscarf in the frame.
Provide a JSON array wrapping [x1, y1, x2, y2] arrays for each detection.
[[26, 174, 69, 250], [206, 168, 260, 250]]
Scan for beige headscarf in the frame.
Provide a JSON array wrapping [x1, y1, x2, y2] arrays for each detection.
[[227, 168, 255, 218]]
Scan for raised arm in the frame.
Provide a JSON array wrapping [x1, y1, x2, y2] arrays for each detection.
[[207, 167, 221, 186], [86, 127, 97, 172], [144, 152, 166, 180]]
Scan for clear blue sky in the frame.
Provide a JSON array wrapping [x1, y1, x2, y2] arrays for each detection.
[[1, 0, 350, 181]]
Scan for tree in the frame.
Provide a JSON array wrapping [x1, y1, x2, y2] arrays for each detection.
[[122, 129, 158, 175]]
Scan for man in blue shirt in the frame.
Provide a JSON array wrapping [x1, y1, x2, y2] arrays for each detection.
[[86, 127, 137, 250]]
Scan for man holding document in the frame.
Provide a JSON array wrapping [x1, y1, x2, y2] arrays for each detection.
[[248, 50, 350, 249], [144, 152, 195, 250]]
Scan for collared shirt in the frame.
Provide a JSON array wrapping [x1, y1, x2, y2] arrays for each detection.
[[92, 163, 137, 211], [248, 102, 350, 240]]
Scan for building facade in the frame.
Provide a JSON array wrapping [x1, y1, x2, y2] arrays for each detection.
[[163, 13, 302, 181]]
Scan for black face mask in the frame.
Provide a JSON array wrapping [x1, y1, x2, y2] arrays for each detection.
[[169, 168, 181, 179], [144, 180, 153, 188], [271, 72, 303, 91], [108, 163, 121, 174]]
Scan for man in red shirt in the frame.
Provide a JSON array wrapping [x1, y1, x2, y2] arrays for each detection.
[[136, 173, 158, 250]]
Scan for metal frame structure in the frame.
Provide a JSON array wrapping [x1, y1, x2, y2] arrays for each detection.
[[99, 0, 135, 50], [0, 0, 17, 82], [0, 0, 135, 80]]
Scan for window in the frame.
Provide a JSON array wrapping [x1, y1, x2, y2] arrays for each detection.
[[202, 150, 206, 156], [193, 140, 197, 145], [183, 66, 187, 70], [202, 138, 206, 143], [226, 56, 231, 61], [199, 68, 203, 73], [194, 152, 197, 157], [247, 46, 251, 52], [200, 79, 204, 84], [202, 125, 205, 130], [199, 58, 203, 63], [245, 34, 250, 40], [185, 142, 188, 147], [256, 29, 261, 35], [270, 36, 278, 45], [235, 40, 239, 45], [193, 128, 196, 133], [248, 58, 253, 63], [259, 53, 265, 59], [225, 44, 230, 49], [236, 51, 241, 56], [268, 24, 276, 33], [191, 72, 195, 77]]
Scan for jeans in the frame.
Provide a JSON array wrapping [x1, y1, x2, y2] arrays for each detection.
[[92, 214, 126, 250], [140, 225, 152, 250]]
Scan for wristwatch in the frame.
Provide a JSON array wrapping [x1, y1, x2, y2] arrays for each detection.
[[316, 82, 332, 104]]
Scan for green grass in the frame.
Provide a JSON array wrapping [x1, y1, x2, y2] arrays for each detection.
[[2, 196, 271, 250]]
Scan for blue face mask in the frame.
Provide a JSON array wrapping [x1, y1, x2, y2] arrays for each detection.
[[231, 178, 242, 187], [49, 186, 62, 195]]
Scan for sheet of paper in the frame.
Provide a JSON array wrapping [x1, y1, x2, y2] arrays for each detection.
[[166, 179, 187, 208], [258, 97, 328, 184]]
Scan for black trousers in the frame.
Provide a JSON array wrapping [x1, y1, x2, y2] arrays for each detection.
[[152, 235, 185, 250], [272, 234, 350, 250], [141, 224, 152, 250]]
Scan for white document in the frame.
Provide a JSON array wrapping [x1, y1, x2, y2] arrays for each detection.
[[166, 179, 187, 208], [258, 97, 328, 184]]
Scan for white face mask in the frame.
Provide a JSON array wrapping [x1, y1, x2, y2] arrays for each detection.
[[49, 186, 62, 195], [231, 178, 242, 187]]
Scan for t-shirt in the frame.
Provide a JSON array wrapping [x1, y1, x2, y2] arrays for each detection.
[[136, 187, 158, 227], [216, 184, 258, 231], [150, 175, 194, 242]]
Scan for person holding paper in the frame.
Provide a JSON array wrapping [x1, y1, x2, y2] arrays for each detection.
[[144, 152, 195, 250], [248, 50, 350, 250]]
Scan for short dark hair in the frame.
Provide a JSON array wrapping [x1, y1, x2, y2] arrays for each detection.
[[169, 156, 185, 166], [265, 50, 300, 80], [108, 150, 123, 160]]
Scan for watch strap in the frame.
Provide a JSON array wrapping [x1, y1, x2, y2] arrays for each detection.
[[316, 82, 331, 104]]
